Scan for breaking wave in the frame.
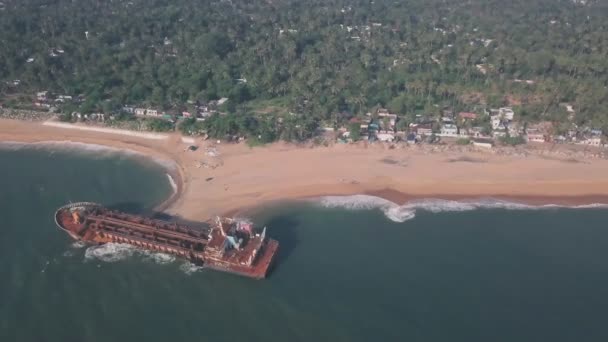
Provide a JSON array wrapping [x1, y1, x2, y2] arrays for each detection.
[[84, 243, 137, 262], [71, 241, 87, 249], [166, 173, 178, 194], [318, 195, 608, 223], [179, 262, 204, 275], [84, 243, 175, 265]]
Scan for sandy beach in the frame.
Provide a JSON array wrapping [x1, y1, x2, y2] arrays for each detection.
[[2, 118, 608, 221]]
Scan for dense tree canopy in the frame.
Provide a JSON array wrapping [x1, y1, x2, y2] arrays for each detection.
[[1, 0, 608, 129]]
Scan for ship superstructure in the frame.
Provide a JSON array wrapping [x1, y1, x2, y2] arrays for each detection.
[[54, 202, 278, 279]]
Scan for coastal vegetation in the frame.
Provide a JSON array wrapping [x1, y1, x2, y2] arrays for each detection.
[[1, 0, 608, 141]]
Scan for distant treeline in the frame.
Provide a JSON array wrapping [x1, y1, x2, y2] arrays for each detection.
[[1, 0, 608, 134]]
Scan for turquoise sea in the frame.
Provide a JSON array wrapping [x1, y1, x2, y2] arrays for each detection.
[[1, 144, 608, 342]]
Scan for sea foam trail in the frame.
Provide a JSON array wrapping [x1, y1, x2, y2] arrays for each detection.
[[166, 174, 178, 194], [84, 243, 176, 265], [318, 195, 608, 223]]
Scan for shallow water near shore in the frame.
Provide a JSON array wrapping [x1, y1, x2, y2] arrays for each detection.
[[2, 148, 608, 341]]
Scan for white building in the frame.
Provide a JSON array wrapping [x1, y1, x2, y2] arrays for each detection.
[[507, 122, 523, 137], [499, 107, 515, 121], [37, 91, 48, 101], [577, 137, 602, 147], [146, 109, 160, 117], [491, 116, 502, 129], [377, 111, 398, 130], [526, 129, 545, 143], [376, 133, 395, 142], [492, 130, 507, 138], [134, 108, 146, 116], [439, 124, 458, 137]]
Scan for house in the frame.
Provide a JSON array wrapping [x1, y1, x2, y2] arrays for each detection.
[[34, 102, 50, 109], [411, 123, 433, 137], [122, 106, 135, 114], [377, 108, 390, 115], [458, 112, 477, 120], [377, 109, 398, 130], [146, 109, 160, 117], [441, 116, 454, 124], [55, 95, 73, 103], [554, 135, 567, 143], [589, 129, 603, 136], [200, 110, 214, 118], [134, 108, 146, 116], [491, 116, 502, 130], [472, 138, 493, 149], [442, 109, 454, 119], [577, 137, 602, 147], [507, 122, 524, 137], [526, 122, 553, 143], [439, 124, 458, 137], [217, 98, 229, 106], [492, 129, 507, 138], [58, 95, 72, 101], [499, 107, 515, 120], [466, 126, 485, 138], [526, 129, 546, 143], [37, 91, 48, 101], [182, 111, 193, 118], [376, 133, 395, 142]]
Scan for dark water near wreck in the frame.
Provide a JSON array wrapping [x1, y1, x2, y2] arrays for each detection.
[[2, 146, 608, 342]]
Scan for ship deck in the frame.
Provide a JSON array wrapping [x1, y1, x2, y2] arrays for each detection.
[[205, 239, 279, 279]]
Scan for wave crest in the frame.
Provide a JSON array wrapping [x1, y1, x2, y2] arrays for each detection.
[[318, 195, 608, 223]]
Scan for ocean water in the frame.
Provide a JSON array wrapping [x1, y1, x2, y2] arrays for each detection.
[[2, 146, 608, 341]]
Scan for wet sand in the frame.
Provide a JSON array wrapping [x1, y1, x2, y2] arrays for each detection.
[[2, 118, 608, 221]]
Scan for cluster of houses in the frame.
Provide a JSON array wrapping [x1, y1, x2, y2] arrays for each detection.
[[32, 90, 229, 122], [340, 106, 605, 148], [122, 98, 228, 121], [34, 91, 76, 110], [23, 89, 607, 148]]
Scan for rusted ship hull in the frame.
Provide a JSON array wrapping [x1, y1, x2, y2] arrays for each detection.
[[54, 202, 278, 279]]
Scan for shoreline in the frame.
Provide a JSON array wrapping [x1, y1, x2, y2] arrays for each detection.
[[3, 118, 608, 222], [0, 139, 186, 213], [0, 121, 187, 214], [227, 191, 608, 219]]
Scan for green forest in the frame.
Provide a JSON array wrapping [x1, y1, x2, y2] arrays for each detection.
[[1, 0, 608, 134]]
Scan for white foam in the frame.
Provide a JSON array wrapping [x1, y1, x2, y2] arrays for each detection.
[[179, 261, 203, 275], [319, 195, 415, 222], [84, 243, 175, 265], [317, 195, 608, 223], [320, 194, 395, 210], [142, 251, 176, 265], [71, 241, 87, 249], [384, 206, 416, 222], [166, 173, 178, 194], [84, 243, 136, 262]]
